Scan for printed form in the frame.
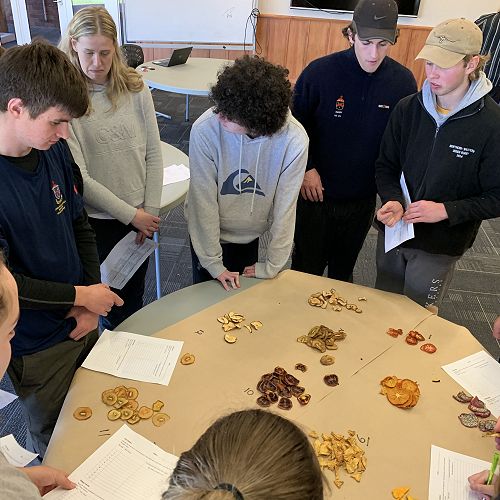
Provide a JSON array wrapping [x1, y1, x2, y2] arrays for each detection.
[[44, 425, 178, 499], [442, 350, 500, 417], [163, 163, 190, 185], [385, 173, 415, 252], [82, 330, 183, 385], [0, 434, 38, 466], [428, 445, 492, 500], [100, 231, 157, 290]]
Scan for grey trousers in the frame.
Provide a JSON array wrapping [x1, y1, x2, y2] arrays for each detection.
[[7, 330, 98, 458], [375, 232, 460, 308]]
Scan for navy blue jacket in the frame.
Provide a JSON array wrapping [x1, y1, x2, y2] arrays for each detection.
[[0, 142, 97, 356], [292, 47, 417, 200]]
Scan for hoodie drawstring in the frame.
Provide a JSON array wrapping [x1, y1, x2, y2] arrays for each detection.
[[238, 135, 243, 194], [250, 142, 262, 215]]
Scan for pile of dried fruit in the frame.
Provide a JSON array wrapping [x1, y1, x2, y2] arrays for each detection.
[[453, 392, 495, 431], [380, 376, 420, 409], [386, 328, 437, 353], [307, 289, 364, 313], [256, 366, 311, 410], [297, 325, 347, 353], [309, 429, 367, 489], [217, 311, 262, 344], [100, 385, 169, 426]]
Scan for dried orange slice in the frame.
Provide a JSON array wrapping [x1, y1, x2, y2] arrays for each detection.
[[380, 376, 398, 388], [386, 387, 410, 406], [392, 486, 410, 499]]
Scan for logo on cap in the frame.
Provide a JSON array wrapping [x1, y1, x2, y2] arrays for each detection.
[[374, 15, 387, 21]]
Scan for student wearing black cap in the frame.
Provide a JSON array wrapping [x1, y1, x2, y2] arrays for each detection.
[[291, 0, 416, 282]]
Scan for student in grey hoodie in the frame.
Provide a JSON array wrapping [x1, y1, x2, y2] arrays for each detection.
[[187, 56, 309, 291], [375, 18, 500, 309]]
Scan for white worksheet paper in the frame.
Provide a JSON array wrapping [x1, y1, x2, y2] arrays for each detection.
[[428, 445, 492, 500], [0, 434, 38, 466], [100, 231, 157, 290], [442, 350, 500, 417], [163, 163, 190, 185], [0, 388, 17, 410], [385, 172, 415, 252], [81, 330, 183, 385], [44, 425, 178, 499]]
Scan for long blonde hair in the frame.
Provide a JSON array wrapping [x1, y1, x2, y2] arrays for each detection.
[[163, 409, 325, 499], [59, 6, 143, 109]]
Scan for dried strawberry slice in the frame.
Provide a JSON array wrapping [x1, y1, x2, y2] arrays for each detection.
[[420, 343, 437, 353], [405, 335, 418, 345]]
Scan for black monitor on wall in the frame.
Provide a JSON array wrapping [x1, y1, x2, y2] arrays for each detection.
[[290, 0, 421, 17]]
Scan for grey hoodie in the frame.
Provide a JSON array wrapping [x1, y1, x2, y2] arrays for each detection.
[[186, 109, 309, 279], [422, 71, 493, 127]]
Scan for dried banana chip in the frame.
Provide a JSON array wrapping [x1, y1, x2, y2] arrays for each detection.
[[250, 321, 263, 330], [73, 407, 92, 421], [224, 333, 237, 344]]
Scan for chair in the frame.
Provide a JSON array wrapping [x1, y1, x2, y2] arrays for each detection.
[[121, 43, 171, 122]]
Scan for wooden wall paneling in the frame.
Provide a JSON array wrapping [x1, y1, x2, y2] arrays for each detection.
[[208, 49, 228, 59], [141, 48, 155, 61], [264, 17, 291, 67], [151, 48, 171, 59], [387, 27, 412, 66], [192, 49, 211, 57], [305, 20, 331, 66], [227, 50, 246, 60], [327, 20, 350, 55], [255, 15, 270, 59], [405, 27, 432, 88], [285, 18, 310, 81]]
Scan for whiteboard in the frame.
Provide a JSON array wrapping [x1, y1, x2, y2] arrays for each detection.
[[123, 0, 257, 46]]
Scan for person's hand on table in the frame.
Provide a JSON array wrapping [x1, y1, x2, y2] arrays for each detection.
[[242, 264, 256, 278], [132, 208, 160, 238], [66, 306, 99, 340], [377, 201, 404, 227], [216, 270, 240, 291], [21, 465, 75, 495], [300, 168, 324, 202], [74, 283, 124, 316], [468, 469, 497, 498], [403, 200, 448, 224]]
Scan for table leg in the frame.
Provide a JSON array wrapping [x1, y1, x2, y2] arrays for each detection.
[[154, 231, 161, 300], [185, 94, 190, 121]]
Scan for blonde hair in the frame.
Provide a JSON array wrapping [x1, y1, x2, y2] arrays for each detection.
[[463, 54, 490, 81], [163, 409, 324, 500], [59, 6, 143, 109]]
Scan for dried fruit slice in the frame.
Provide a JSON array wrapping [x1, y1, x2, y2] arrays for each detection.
[[320, 355, 335, 366], [408, 330, 425, 341], [138, 406, 154, 419], [405, 335, 418, 345], [224, 333, 237, 344], [250, 321, 263, 331], [295, 363, 307, 372], [152, 400, 164, 412], [323, 374, 339, 387], [107, 409, 121, 421], [267, 392, 279, 403], [114, 386, 128, 398], [217, 316, 229, 324], [386, 387, 410, 406], [152, 412, 170, 427], [180, 353, 195, 365], [120, 408, 134, 420], [223, 322, 237, 332], [114, 397, 129, 409], [478, 419, 497, 433], [124, 400, 139, 411], [458, 413, 479, 428], [73, 407, 92, 421], [297, 393, 311, 405], [391, 487, 410, 499], [420, 343, 437, 353], [126, 387, 138, 400], [102, 389, 118, 406], [128, 413, 140, 425], [380, 376, 398, 388], [256, 395, 271, 407], [469, 396, 485, 409], [278, 397, 293, 410], [400, 379, 419, 393], [453, 391, 473, 403]]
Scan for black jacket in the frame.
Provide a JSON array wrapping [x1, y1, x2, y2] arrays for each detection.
[[376, 92, 500, 256]]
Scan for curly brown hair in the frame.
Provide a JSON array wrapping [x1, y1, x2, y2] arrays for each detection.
[[210, 55, 291, 137]]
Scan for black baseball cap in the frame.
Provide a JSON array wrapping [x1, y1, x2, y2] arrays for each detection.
[[353, 0, 399, 44]]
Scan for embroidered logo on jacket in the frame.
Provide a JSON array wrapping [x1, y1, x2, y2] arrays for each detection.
[[334, 96, 344, 118], [449, 144, 476, 158], [51, 181, 66, 215], [220, 169, 265, 196]]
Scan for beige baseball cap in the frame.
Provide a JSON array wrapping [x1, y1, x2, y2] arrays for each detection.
[[416, 18, 483, 68]]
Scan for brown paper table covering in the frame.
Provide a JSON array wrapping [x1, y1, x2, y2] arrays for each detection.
[[43, 270, 495, 498]]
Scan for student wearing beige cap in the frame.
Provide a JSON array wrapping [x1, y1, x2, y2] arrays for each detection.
[[375, 18, 500, 309]]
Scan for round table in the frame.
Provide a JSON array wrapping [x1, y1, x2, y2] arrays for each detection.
[[139, 58, 231, 121]]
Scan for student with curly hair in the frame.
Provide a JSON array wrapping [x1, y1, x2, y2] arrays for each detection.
[[59, 7, 163, 329], [163, 409, 324, 499], [187, 55, 308, 290]]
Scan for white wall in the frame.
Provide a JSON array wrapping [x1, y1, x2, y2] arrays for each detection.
[[259, 0, 500, 26]]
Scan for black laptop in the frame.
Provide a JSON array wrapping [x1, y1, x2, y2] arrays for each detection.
[[153, 47, 193, 68]]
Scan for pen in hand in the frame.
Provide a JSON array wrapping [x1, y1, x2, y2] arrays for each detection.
[[482, 451, 499, 500]]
